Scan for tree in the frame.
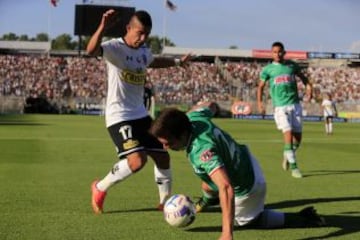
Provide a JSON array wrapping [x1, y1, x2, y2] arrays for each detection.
[[146, 35, 175, 54], [1, 33, 18, 41], [19, 34, 29, 41], [229, 45, 238, 49], [51, 34, 77, 50], [35, 33, 49, 42], [74, 36, 91, 51]]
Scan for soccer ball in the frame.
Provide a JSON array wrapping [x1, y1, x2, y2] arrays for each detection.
[[163, 194, 196, 228]]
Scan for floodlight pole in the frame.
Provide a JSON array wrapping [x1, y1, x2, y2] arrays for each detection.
[[162, 0, 167, 53]]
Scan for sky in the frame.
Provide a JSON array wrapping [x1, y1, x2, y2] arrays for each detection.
[[0, 0, 360, 52]]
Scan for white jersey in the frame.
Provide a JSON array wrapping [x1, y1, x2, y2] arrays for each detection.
[[101, 38, 154, 127], [321, 99, 335, 117]]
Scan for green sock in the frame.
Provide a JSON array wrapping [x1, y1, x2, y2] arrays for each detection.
[[290, 163, 298, 170]]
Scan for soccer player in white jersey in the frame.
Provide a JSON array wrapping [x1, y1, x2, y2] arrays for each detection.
[[86, 9, 190, 214], [321, 93, 337, 135]]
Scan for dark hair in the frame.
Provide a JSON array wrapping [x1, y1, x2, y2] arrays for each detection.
[[133, 10, 152, 28], [150, 108, 192, 139], [272, 41, 285, 50]]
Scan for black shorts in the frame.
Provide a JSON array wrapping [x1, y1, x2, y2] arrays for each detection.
[[107, 116, 166, 159], [325, 115, 334, 121]]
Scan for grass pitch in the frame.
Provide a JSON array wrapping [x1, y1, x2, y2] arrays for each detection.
[[0, 114, 359, 240]]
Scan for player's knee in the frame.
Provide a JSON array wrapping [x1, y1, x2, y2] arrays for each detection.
[[127, 156, 147, 172]]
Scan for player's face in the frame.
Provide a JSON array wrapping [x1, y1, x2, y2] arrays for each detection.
[[272, 46, 285, 62], [157, 136, 186, 151], [126, 17, 151, 48]]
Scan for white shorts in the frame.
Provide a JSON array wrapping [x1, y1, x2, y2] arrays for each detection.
[[234, 153, 266, 226], [274, 103, 303, 133]]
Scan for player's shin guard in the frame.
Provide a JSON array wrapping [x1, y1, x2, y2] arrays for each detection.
[[154, 166, 172, 205], [96, 159, 133, 192], [284, 144, 297, 169]]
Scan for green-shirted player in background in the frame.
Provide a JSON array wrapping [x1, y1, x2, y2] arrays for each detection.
[[257, 41, 313, 178], [150, 102, 324, 240]]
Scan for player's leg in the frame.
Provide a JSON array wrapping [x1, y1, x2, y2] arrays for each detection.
[[274, 106, 301, 177], [289, 104, 303, 178], [91, 119, 149, 214], [328, 116, 333, 134], [324, 116, 330, 134], [144, 116, 172, 210], [195, 181, 219, 212], [284, 206, 326, 227], [148, 151, 172, 211], [233, 154, 284, 228]]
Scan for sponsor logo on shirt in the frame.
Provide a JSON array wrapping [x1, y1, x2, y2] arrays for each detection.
[[274, 74, 292, 84], [121, 70, 146, 85], [200, 149, 214, 162], [123, 139, 139, 150]]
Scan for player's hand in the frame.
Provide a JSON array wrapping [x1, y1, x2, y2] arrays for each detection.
[[258, 103, 265, 115], [178, 53, 193, 67], [101, 9, 118, 30]]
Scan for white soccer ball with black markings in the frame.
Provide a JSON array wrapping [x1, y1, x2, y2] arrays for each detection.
[[163, 194, 196, 228]]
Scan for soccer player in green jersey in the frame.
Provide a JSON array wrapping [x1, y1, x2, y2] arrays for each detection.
[[257, 42, 312, 178], [150, 102, 324, 240]]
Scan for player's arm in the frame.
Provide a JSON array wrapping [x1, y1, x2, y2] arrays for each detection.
[[149, 53, 192, 68], [188, 102, 219, 115], [297, 70, 312, 102], [209, 167, 234, 240], [86, 9, 117, 56], [257, 80, 266, 115]]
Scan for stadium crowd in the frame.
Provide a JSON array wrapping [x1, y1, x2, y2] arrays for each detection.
[[1, 54, 360, 110]]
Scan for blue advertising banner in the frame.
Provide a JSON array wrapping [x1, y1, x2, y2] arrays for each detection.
[[334, 53, 360, 59], [307, 52, 334, 59]]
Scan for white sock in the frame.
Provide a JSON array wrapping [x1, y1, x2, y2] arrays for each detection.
[[154, 166, 172, 204], [97, 159, 133, 192], [325, 124, 329, 133], [329, 123, 333, 133], [284, 149, 296, 165]]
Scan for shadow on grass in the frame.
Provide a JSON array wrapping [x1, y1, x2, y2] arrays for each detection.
[[304, 170, 360, 178], [0, 121, 47, 126], [186, 213, 360, 239], [104, 207, 159, 214], [187, 196, 360, 239], [265, 196, 360, 209]]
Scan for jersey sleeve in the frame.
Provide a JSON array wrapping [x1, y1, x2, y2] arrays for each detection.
[[145, 47, 154, 67], [191, 144, 223, 176], [260, 66, 269, 82], [101, 39, 122, 66]]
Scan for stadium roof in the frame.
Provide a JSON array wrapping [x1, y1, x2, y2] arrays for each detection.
[[162, 46, 252, 58], [0, 40, 51, 52]]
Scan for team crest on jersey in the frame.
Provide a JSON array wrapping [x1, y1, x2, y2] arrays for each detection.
[[200, 149, 214, 162]]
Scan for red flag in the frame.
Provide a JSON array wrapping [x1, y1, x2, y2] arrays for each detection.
[[50, 0, 59, 7], [165, 0, 177, 11]]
